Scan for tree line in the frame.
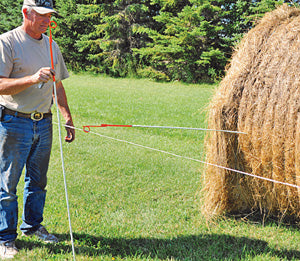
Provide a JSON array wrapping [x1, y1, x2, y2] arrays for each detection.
[[0, 0, 299, 83]]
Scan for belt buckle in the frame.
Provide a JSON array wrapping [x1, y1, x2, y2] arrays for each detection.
[[31, 112, 44, 121]]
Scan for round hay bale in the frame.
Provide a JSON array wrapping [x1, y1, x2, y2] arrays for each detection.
[[202, 4, 300, 221]]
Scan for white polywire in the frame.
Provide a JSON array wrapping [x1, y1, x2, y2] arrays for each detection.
[[53, 84, 76, 261], [61, 124, 300, 190], [132, 125, 247, 134]]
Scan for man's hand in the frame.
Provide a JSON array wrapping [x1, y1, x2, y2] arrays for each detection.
[[31, 67, 55, 84], [64, 119, 75, 143]]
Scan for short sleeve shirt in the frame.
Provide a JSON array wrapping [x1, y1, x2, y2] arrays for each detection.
[[0, 26, 69, 113]]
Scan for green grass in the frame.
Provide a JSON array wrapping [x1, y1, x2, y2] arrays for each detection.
[[15, 73, 300, 260]]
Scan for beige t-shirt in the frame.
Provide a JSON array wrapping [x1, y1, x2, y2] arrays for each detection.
[[0, 26, 69, 113]]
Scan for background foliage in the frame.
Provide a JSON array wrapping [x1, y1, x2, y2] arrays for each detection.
[[1, 0, 299, 82]]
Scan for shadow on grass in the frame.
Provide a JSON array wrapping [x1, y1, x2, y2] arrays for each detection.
[[18, 233, 300, 260], [227, 209, 300, 229]]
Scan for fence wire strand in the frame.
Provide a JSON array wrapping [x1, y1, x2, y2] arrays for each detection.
[[56, 123, 300, 190]]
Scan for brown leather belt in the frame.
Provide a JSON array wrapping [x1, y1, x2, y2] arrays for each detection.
[[3, 108, 52, 121]]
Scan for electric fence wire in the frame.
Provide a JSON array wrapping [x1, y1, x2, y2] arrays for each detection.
[[52, 103, 76, 261], [44, 20, 76, 260], [83, 124, 247, 134], [56, 123, 300, 190]]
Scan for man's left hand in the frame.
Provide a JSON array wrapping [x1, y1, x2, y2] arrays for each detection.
[[64, 120, 75, 143]]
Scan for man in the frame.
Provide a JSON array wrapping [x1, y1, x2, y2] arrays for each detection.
[[0, 0, 75, 258]]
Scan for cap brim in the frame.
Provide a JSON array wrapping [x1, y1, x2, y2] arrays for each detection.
[[32, 6, 58, 14]]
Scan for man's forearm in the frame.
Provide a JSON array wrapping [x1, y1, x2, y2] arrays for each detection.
[[0, 68, 55, 95], [0, 76, 35, 95]]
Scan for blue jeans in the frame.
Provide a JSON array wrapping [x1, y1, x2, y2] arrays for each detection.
[[0, 114, 52, 243]]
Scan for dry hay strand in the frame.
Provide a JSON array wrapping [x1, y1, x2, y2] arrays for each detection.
[[202, 4, 300, 221]]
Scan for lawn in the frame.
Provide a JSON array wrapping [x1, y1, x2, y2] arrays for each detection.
[[15, 73, 300, 260]]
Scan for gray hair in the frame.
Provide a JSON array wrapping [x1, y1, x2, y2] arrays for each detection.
[[22, 5, 33, 19]]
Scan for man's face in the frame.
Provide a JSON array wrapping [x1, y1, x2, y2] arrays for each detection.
[[26, 10, 52, 35]]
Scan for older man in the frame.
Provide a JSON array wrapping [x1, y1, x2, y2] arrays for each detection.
[[0, 0, 75, 258]]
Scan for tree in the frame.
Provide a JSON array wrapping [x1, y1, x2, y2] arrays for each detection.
[[1, 0, 299, 82], [134, 0, 288, 82], [80, 0, 158, 77], [53, 0, 105, 71], [134, 1, 231, 82], [0, 0, 23, 34]]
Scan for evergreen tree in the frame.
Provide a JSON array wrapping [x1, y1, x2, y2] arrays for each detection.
[[0, 0, 23, 34], [1, 0, 299, 82], [134, 0, 287, 82], [54, 0, 105, 71], [81, 0, 157, 77], [135, 0, 230, 82]]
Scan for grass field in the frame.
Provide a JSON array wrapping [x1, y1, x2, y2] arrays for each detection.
[[15, 73, 300, 260]]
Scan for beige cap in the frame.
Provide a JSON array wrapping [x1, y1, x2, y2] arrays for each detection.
[[23, 0, 57, 14]]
